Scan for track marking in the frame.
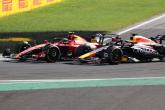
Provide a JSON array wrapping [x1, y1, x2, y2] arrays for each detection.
[[1, 77, 165, 91], [118, 13, 165, 35], [2, 77, 165, 83]]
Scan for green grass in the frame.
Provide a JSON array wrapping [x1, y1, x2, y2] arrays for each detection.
[[0, 0, 165, 32]]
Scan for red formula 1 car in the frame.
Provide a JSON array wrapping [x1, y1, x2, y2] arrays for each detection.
[[2, 33, 99, 62]]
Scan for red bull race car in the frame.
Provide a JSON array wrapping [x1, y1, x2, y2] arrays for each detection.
[[77, 34, 165, 64]]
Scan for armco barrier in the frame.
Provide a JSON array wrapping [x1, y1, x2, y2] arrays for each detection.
[[0, 0, 61, 17]]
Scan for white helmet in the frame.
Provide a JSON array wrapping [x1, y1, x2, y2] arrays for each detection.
[[23, 41, 28, 44]]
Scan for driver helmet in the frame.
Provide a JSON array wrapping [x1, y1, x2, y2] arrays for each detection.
[[23, 41, 29, 44], [68, 32, 76, 40], [44, 40, 49, 44], [130, 34, 138, 43], [63, 38, 68, 42]]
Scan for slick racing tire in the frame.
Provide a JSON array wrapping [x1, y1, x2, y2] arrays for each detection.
[[75, 45, 92, 57], [2, 48, 11, 57], [107, 47, 123, 65], [45, 45, 60, 63], [15, 42, 31, 53]]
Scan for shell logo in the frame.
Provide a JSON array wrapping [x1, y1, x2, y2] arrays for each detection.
[[0, 0, 62, 17]]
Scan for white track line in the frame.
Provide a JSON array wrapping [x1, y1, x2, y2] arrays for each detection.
[[118, 13, 165, 35], [1, 77, 165, 83]]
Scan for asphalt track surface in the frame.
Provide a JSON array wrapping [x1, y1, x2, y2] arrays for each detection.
[[1, 14, 165, 110]]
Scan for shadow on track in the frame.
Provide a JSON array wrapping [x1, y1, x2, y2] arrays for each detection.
[[63, 60, 165, 66], [1, 58, 165, 66]]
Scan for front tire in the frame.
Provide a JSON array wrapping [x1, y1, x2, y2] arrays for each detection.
[[107, 47, 123, 65], [2, 48, 11, 57], [15, 42, 31, 53], [75, 45, 92, 57], [45, 46, 60, 63]]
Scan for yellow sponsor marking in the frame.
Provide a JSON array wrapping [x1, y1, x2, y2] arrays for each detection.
[[121, 55, 128, 62], [0, 37, 32, 42], [0, 0, 2, 16], [79, 52, 96, 59], [0, 0, 62, 17]]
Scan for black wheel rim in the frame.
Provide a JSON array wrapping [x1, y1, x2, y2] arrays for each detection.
[[47, 47, 59, 62], [111, 49, 122, 62]]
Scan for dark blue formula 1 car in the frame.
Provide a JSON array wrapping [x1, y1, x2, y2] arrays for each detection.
[[77, 34, 165, 64]]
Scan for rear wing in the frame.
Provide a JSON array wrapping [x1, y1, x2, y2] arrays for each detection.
[[95, 33, 119, 45], [130, 33, 165, 45], [151, 35, 165, 44]]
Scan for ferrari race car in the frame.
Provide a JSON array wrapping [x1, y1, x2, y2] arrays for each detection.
[[2, 33, 99, 62], [77, 34, 165, 64]]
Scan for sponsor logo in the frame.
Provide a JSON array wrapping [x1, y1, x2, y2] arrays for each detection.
[[19, 0, 28, 9], [0, 37, 32, 42], [0, 0, 62, 17], [2, 0, 12, 12]]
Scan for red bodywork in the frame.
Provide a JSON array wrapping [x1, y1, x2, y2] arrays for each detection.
[[131, 35, 157, 45], [15, 34, 98, 60]]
